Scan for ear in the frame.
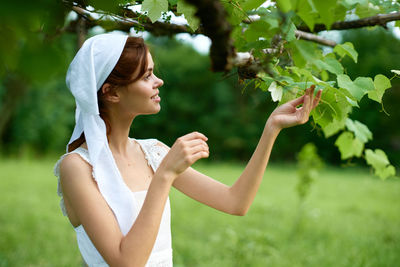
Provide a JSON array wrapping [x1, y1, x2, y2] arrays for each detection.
[[101, 83, 120, 103]]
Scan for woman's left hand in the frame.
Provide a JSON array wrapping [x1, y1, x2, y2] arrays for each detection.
[[267, 85, 322, 131]]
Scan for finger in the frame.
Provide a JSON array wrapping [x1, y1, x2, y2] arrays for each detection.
[[189, 142, 209, 153], [312, 90, 322, 109], [187, 143, 209, 155], [288, 84, 314, 107], [302, 93, 312, 119], [308, 87, 314, 110], [190, 150, 209, 163], [180, 131, 208, 142], [187, 139, 208, 148], [287, 94, 305, 107], [303, 91, 311, 111]]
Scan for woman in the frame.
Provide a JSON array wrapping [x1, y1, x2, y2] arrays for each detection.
[[54, 33, 321, 267]]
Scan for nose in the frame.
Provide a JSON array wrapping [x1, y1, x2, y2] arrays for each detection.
[[155, 75, 164, 88]]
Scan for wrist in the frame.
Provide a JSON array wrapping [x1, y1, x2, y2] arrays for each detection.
[[265, 117, 282, 135], [154, 167, 176, 185]]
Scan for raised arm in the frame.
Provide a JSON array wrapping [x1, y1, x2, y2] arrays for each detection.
[[171, 86, 321, 215], [60, 132, 209, 267]]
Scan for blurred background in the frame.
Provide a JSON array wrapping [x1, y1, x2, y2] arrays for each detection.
[[0, 5, 399, 266]]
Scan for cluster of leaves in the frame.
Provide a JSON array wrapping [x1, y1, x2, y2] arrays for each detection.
[[214, 0, 399, 179], [142, 0, 200, 30]]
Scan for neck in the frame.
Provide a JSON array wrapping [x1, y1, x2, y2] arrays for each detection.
[[106, 109, 136, 156]]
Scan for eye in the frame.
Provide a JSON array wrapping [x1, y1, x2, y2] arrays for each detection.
[[144, 73, 152, 80]]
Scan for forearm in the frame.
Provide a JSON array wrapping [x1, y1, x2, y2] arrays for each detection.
[[229, 119, 280, 215], [118, 171, 174, 267]]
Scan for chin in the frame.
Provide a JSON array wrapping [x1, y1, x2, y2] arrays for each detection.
[[146, 106, 161, 115]]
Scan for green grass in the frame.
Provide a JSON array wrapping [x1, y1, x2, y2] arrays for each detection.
[[0, 158, 399, 266]]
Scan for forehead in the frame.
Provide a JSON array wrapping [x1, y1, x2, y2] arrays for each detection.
[[147, 52, 154, 67]]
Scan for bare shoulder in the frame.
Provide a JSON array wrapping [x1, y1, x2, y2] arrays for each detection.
[[59, 152, 94, 189]]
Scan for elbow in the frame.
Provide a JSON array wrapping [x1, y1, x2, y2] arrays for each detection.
[[230, 206, 249, 216]]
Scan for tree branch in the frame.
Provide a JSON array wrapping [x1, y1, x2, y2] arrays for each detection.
[[297, 11, 400, 32], [295, 30, 337, 47], [68, 6, 197, 35]]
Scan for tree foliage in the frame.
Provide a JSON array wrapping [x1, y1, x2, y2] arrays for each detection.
[[1, 0, 400, 179]]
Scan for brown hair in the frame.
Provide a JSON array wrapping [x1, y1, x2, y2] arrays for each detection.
[[67, 36, 149, 152]]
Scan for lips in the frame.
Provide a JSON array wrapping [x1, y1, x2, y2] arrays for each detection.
[[151, 91, 159, 99], [151, 91, 161, 102]]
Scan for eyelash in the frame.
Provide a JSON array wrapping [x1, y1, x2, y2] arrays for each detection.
[[144, 73, 152, 80]]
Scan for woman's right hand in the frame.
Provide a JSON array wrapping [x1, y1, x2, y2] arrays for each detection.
[[157, 132, 209, 182]]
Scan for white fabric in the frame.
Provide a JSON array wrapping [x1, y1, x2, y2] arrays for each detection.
[[65, 33, 138, 235], [53, 138, 172, 267]]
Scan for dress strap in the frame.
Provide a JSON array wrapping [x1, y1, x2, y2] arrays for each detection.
[[134, 139, 168, 173]]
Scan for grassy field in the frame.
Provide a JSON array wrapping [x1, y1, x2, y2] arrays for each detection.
[[0, 158, 399, 267]]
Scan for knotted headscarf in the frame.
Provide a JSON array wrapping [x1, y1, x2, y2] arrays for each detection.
[[66, 33, 138, 235]]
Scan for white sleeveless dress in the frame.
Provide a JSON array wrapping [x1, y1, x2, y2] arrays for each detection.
[[54, 138, 173, 267]]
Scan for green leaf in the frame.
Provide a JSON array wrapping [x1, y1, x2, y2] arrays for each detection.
[[297, 0, 317, 31], [268, 81, 283, 102], [168, 0, 178, 5], [241, 0, 266, 11], [368, 74, 391, 103], [333, 42, 358, 63], [321, 70, 329, 81], [177, 0, 200, 31], [345, 119, 372, 143], [335, 132, 364, 160], [337, 74, 374, 101], [314, 0, 337, 29], [244, 20, 273, 41], [282, 22, 296, 42], [323, 117, 346, 138], [365, 149, 396, 180], [345, 96, 359, 107], [280, 87, 299, 104], [314, 57, 343, 75], [355, 2, 380, 18], [312, 87, 351, 129], [142, 0, 168, 22], [391, 70, 400, 75], [224, 2, 247, 25], [343, 0, 367, 8], [290, 40, 320, 68], [276, 0, 292, 12]]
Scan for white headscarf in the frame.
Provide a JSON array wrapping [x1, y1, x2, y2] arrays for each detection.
[[66, 33, 138, 235]]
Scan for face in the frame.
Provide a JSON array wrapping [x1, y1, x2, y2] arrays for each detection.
[[112, 52, 164, 116]]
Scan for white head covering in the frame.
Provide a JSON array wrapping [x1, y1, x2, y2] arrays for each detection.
[[66, 33, 138, 235]]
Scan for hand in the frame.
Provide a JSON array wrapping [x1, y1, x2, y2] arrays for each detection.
[[267, 85, 321, 131], [157, 132, 209, 181]]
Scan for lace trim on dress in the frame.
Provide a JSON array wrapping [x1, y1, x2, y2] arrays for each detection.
[[134, 138, 168, 172]]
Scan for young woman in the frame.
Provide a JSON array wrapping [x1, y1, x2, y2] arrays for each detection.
[[54, 33, 321, 267]]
